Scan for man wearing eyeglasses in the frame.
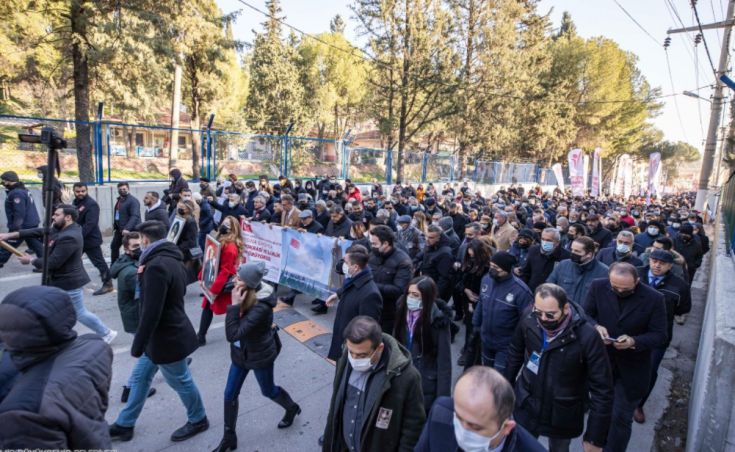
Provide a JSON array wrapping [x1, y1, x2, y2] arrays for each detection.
[[505, 283, 613, 452]]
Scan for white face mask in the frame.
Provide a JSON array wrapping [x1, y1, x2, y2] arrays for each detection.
[[616, 243, 631, 254], [228, 202, 236, 208], [348, 347, 378, 372], [406, 296, 422, 311], [453, 413, 505, 452], [647, 227, 659, 236], [342, 262, 353, 278], [492, 219, 499, 227], [37, 172, 44, 179], [182, 196, 191, 202]]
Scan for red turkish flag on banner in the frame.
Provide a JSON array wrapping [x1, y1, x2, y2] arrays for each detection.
[[290, 238, 300, 249]]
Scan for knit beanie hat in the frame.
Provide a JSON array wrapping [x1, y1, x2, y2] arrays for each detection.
[[491, 251, 518, 273], [237, 261, 265, 288]]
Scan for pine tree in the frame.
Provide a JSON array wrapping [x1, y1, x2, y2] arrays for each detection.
[[246, 0, 305, 135]]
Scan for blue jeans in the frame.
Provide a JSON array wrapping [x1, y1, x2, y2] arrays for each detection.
[[605, 377, 642, 452], [67, 288, 109, 336], [224, 363, 280, 402], [481, 347, 508, 375], [197, 231, 208, 253], [117, 354, 206, 427]]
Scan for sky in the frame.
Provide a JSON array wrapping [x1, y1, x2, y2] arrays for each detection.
[[216, 0, 731, 154]]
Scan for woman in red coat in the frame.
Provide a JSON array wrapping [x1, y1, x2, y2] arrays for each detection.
[[346, 184, 362, 203], [197, 215, 243, 346]]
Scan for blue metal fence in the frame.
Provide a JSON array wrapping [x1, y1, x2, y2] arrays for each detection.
[[0, 113, 556, 186]]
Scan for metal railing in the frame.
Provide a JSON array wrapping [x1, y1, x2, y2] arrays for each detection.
[[722, 174, 735, 251], [0, 113, 556, 186]]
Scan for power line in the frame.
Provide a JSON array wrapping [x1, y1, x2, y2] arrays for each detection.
[[691, 0, 719, 76], [233, 0, 680, 106], [611, 0, 663, 46], [663, 0, 712, 80], [666, 50, 691, 143], [694, 45, 706, 136]]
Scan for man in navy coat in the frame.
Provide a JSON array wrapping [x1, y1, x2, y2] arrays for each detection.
[[582, 262, 668, 452], [72, 183, 112, 295]]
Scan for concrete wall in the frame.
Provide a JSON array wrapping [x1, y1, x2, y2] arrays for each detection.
[[687, 221, 735, 451], [1, 180, 555, 234]]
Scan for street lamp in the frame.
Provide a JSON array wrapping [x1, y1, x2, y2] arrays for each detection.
[[683, 91, 712, 103]]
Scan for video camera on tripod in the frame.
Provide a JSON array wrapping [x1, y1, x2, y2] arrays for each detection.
[[17, 126, 67, 286], [18, 126, 68, 150]]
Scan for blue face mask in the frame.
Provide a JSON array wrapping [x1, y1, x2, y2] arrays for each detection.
[[407, 297, 422, 311], [541, 241, 555, 253]]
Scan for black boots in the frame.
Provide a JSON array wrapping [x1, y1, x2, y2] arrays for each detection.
[[109, 422, 134, 441], [212, 400, 238, 452], [121, 385, 157, 403], [273, 388, 301, 428], [171, 416, 209, 442]]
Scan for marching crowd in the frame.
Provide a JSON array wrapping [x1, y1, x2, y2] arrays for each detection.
[[0, 168, 706, 452]]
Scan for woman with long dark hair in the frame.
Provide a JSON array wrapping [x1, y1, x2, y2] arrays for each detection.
[[212, 261, 301, 452], [393, 276, 452, 414], [458, 238, 494, 367], [174, 200, 201, 285], [197, 215, 243, 346]]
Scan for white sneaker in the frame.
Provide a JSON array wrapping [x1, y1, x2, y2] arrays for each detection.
[[103, 329, 118, 344], [675, 315, 686, 325]]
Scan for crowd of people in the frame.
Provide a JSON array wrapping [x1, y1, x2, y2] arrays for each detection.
[[0, 168, 706, 452]]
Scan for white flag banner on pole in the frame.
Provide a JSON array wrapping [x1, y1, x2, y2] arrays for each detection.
[[552, 164, 565, 192], [568, 149, 585, 197], [591, 148, 601, 198], [623, 156, 633, 199], [648, 152, 662, 197], [583, 155, 590, 191], [614, 154, 629, 196]]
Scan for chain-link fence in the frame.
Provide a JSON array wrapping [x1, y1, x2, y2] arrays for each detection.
[[103, 123, 202, 182], [347, 148, 389, 183], [426, 154, 453, 182], [1, 114, 561, 187], [0, 115, 96, 184], [212, 132, 282, 180], [288, 137, 342, 180]]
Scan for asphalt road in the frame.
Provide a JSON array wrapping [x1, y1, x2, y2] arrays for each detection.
[[0, 237, 676, 452]]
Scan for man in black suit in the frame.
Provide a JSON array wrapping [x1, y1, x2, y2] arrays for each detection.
[[582, 262, 668, 452], [72, 183, 113, 295]]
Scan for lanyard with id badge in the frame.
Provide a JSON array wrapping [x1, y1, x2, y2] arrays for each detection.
[[526, 330, 549, 375]]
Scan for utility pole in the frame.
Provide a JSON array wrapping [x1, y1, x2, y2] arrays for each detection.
[[169, 63, 182, 170], [668, 0, 735, 211]]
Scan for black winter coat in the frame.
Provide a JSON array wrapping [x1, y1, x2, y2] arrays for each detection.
[[19, 224, 90, 291], [518, 244, 571, 293], [0, 286, 112, 450], [582, 279, 668, 401], [327, 270, 383, 361], [596, 247, 643, 267], [144, 202, 170, 230], [638, 267, 692, 347], [417, 233, 455, 301], [73, 195, 104, 248], [114, 194, 141, 232], [368, 247, 413, 330], [448, 213, 467, 241], [673, 235, 703, 269], [316, 209, 331, 229], [587, 224, 613, 249], [415, 397, 546, 452], [211, 198, 249, 221], [302, 219, 324, 234], [326, 214, 353, 238], [164, 169, 189, 214], [4, 183, 40, 231], [505, 302, 613, 446], [393, 302, 452, 412], [131, 241, 199, 365], [225, 284, 279, 370], [324, 335, 425, 452]]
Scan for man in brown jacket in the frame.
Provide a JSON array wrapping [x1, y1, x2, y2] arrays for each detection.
[[491, 210, 518, 252], [280, 194, 301, 228]]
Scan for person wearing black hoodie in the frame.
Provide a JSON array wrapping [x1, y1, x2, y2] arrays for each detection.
[[35, 164, 63, 208], [163, 168, 190, 214], [211, 261, 301, 452], [416, 225, 455, 302], [0, 286, 113, 450], [673, 223, 703, 284]]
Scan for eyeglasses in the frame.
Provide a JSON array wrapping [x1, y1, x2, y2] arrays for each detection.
[[532, 308, 559, 320]]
